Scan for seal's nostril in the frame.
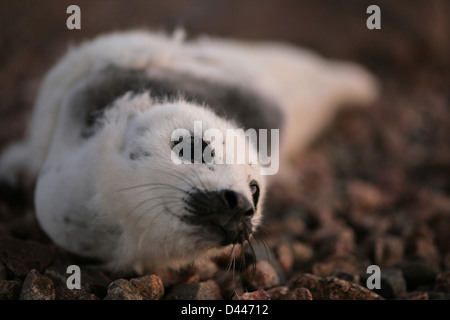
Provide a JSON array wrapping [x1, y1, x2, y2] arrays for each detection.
[[222, 190, 238, 208], [219, 189, 254, 217], [244, 208, 254, 217]]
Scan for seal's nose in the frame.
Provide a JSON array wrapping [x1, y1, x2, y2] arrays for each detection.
[[220, 190, 254, 218], [185, 189, 255, 245]]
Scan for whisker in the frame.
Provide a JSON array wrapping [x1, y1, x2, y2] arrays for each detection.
[[115, 183, 191, 195], [156, 169, 199, 191], [247, 240, 257, 276], [225, 245, 236, 272], [126, 196, 185, 220], [150, 167, 204, 194]]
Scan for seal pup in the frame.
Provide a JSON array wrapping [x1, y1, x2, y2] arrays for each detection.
[[0, 30, 378, 273]]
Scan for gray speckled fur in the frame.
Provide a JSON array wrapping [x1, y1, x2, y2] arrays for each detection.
[[69, 66, 283, 139]]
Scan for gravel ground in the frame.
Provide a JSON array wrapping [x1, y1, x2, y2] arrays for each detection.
[[0, 0, 449, 300]]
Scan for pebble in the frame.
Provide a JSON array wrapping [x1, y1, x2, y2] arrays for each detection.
[[104, 279, 143, 300], [43, 266, 68, 286], [130, 274, 164, 300], [172, 280, 221, 300], [291, 242, 314, 266], [0, 279, 21, 299], [426, 291, 450, 300], [397, 291, 429, 300], [195, 260, 220, 280], [324, 276, 383, 300], [374, 236, 404, 267], [360, 268, 406, 299], [288, 273, 322, 296], [331, 271, 360, 283], [0, 262, 8, 279], [246, 242, 285, 283], [332, 229, 356, 257], [153, 267, 196, 287], [312, 257, 365, 277], [79, 268, 112, 298], [0, 237, 54, 277], [433, 215, 450, 254], [285, 287, 313, 300], [44, 265, 111, 299], [20, 269, 55, 300], [266, 286, 290, 300], [380, 269, 406, 299], [347, 180, 383, 211], [276, 244, 294, 275], [434, 270, 450, 292], [443, 253, 450, 270], [405, 225, 440, 262], [399, 258, 440, 288], [54, 285, 99, 300], [288, 273, 383, 300], [234, 289, 270, 300], [213, 269, 243, 299], [244, 261, 280, 289], [281, 215, 306, 236]]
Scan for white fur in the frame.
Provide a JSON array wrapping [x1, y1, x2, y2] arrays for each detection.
[[0, 30, 378, 272]]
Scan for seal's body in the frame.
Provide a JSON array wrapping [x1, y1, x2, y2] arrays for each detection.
[[0, 31, 377, 272]]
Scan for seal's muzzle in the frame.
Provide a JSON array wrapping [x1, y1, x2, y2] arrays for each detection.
[[184, 189, 254, 245]]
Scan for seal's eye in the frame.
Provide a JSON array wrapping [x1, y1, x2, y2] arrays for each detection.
[[249, 181, 260, 208]]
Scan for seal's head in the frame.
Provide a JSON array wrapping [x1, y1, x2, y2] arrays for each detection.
[[96, 92, 265, 272]]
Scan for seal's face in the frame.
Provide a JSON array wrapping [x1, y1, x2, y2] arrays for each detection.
[[98, 96, 265, 270]]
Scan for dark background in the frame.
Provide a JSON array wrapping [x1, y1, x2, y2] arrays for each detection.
[[0, 0, 448, 148], [0, 0, 449, 300]]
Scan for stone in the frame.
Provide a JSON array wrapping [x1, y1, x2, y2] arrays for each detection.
[[213, 269, 243, 300], [172, 280, 221, 300], [0, 279, 21, 299], [360, 268, 406, 299], [379, 269, 406, 299], [0, 237, 55, 277], [374, 236, 404, 267], [288, 273, 382, 300], [234, 289, 270, 300], [443, 253, 450, 270], [276, 244, 294, 275], [44, 266, 68, 286], [347, 180, 383, 211], [405, 225, 440, 262], [80, 268, 111, 298], [45, 265, 110, 299], [130, 274, 164, 300], [266, 286, 290, 300], [20, 269, 55, 300], [323, 276, 383, 300], [153, 267, 196, 287], [196, 261, 220, 280], [244, 261, 280, 289], [427, 291, 450, 300], [0, 262, 8, 279], [288, 273, 322, 296], [104, 279, 143, 300], [332, 229, 356, 257], [312, 256, 365, 277], [291, 242, 314, 266], [397, 291, 429, 300], [285, 287, 313, 300], [331, 271, 360, 283], [434, 270, 450, 292], [400, 259, 440, 288], [54, 285, 99, 300]]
